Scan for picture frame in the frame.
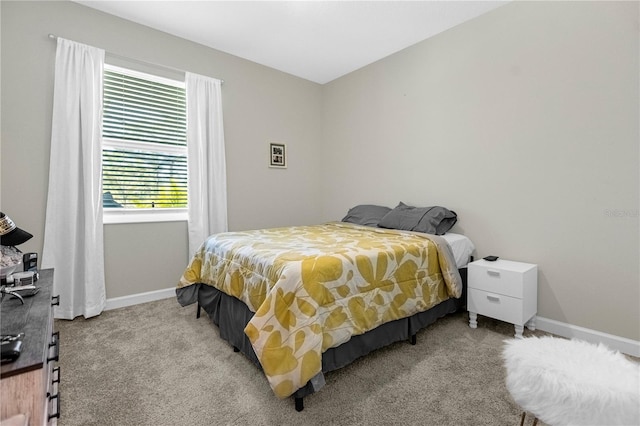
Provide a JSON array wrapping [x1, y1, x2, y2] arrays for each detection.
[[269, 143, 287, 168]]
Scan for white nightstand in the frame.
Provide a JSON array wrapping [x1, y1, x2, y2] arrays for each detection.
[[467, 258, 537, 339]]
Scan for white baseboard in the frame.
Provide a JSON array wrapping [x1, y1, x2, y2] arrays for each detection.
[[105, 287, 176, 311], [103, 289, 640, 358], [536, 316, 640, 358]]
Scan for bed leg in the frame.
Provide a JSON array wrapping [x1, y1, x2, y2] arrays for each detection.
[[196, 301, 201, 319], [295, 397, 304, 412], [407, 319, 417, 345]]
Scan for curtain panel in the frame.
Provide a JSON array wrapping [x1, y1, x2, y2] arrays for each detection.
[[42, 38, 106, 319], [186, 72, 228, 257]]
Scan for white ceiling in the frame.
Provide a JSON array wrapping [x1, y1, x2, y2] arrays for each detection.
[[75, 1, 507, 84]]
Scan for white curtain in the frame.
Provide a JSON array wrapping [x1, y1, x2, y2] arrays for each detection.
[[42, 38, 106, 320], [186, 72, 228, 257]]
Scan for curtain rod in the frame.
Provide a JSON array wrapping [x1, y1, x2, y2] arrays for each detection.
[[47, 34, 224, 84]]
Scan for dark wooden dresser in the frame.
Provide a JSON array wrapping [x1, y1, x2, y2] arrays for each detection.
[[1, 269, 60, 425]]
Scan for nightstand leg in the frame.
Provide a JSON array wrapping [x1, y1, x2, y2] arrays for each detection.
[[514, 324, 524, 339], [526, 317, 536, 331], [469, 312, 477, 329]]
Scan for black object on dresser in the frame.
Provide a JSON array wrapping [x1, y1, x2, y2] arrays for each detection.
[[0, 269, 61, 425]]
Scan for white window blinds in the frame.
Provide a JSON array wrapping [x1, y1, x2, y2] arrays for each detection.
[[102, 65, 187, 209]]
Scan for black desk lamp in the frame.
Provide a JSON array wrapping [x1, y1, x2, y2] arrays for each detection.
[[1, 212, 35, 304], [0, 212, 33, 247]]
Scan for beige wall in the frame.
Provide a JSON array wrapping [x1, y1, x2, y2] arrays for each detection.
[[1, 1, 323, 298], [321, 1, 639, 340], [2, 1, 638, 341]]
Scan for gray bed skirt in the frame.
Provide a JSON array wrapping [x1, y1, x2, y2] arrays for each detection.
[[176, 268, 467, 400]]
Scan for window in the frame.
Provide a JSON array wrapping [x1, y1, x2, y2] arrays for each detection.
[[102, 64, 187, 223]]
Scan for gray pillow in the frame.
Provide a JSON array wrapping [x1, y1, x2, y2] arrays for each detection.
[[378, 202, 457, 235], [341, 204, 392, 227]]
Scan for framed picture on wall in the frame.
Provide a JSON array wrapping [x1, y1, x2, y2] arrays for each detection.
[[269, 143, 286, 168]]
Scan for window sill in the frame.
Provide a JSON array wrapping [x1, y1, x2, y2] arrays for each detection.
[[103, 208, 187, 224]]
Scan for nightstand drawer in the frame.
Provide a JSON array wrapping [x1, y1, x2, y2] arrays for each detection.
[[468, 289, 527, 325], [468, 259, 537, 298]]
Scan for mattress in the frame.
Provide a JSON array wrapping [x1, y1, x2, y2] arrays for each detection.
[[441, 232, 475, 268]]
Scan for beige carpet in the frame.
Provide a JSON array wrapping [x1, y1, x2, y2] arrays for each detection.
[[55, 298, 547, 426]]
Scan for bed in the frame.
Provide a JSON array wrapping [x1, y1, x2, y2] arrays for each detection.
[[176, 204, 474, 411]]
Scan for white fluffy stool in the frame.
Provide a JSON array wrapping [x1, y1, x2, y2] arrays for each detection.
[[502, 336, 640, 426]]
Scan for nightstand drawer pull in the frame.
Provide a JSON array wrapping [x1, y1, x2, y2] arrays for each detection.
[[487, 270, 501, 277], [486, 294, 501, 302], [51, 295, 60, 306]]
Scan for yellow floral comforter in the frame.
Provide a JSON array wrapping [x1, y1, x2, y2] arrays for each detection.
[[178, 222, 462, 398]]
